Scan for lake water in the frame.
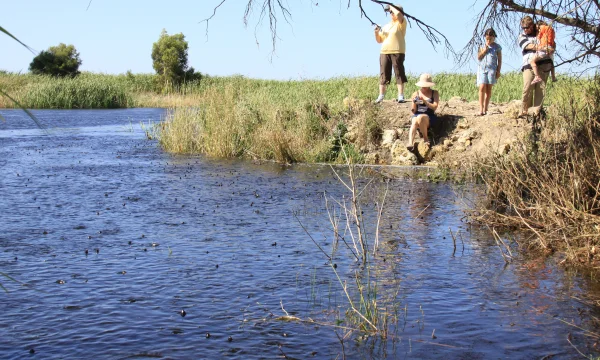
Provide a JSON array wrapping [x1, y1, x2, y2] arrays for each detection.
[[1, 108, 599, 359]]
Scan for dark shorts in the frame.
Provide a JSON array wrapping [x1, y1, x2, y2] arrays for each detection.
[[380, 53, 407, 85], [412, 112, 438, 127]]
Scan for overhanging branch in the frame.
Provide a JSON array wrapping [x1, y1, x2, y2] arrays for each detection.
[[496, 0, 598, 35]]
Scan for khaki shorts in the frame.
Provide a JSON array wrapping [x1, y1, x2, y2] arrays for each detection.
[[380, 53, 407, 85]]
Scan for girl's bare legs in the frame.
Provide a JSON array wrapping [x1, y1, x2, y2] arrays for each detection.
[[407, 114, 430, 149], [478, 84, 486, 115], [530, 57, 543, 83], [484, 84, 493, 114]]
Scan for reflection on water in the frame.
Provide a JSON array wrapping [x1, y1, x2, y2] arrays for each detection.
[[0, 108, 599, 359]]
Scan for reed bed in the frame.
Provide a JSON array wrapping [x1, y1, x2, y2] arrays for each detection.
[[0, 71, 584, 109], [158, 82, 341, 162]]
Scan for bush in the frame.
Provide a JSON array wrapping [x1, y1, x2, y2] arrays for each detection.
[[29, 43, 81, 77]]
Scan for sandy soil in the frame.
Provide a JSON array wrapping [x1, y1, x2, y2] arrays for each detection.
[[350, 97, 530, 167]]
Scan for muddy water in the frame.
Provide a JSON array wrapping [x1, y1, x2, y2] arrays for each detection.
[[1, 108, 599, 359]]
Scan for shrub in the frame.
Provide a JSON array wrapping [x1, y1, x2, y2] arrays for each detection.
[[29, 43, 81, 77]]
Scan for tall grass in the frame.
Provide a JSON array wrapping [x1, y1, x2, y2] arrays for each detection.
[[0, 71, 589, 109], [158, 82, 344, 162], [0, 72, 140, 108]]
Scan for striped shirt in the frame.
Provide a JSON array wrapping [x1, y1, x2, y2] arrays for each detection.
[[517, 32, 537, 70]]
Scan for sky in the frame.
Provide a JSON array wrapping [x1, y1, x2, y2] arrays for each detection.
[[0, 0, 580, 80]]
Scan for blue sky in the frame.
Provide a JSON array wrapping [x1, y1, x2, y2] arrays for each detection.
[[0, 0, 557, 79]]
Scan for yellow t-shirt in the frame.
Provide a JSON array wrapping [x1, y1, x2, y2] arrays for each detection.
[[379, 20, 407, 54]]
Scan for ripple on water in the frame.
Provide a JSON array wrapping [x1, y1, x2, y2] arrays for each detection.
[[0, 109, 599, 359]]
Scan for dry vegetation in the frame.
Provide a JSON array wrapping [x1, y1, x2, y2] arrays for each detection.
[[473, 76, 600, 267]]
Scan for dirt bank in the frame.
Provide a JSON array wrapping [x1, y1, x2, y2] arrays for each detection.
[[345, 97, 532, 168]]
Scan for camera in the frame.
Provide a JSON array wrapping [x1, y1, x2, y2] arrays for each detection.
[[413, 96, 423, 104]]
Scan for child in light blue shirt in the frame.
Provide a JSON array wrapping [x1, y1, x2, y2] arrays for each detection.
[[476, 28, 502, 116]]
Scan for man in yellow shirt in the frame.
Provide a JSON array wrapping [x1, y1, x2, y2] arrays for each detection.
[[374, 4, 407, 103]]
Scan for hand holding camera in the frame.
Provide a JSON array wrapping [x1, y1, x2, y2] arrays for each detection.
[[413, 96, 423, 104]]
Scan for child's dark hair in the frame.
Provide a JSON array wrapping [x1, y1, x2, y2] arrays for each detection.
[[484, 28, 497, 37], [537, 20, 548, 26]]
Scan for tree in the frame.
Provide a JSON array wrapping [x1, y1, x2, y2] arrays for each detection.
[[151, 29, 192, 88], [29, 43, 82, 77]]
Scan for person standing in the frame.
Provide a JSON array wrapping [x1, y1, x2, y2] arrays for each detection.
[[476, 28, 502, 116], [374, 4, 408, 103], [518, 16, 553, 117]]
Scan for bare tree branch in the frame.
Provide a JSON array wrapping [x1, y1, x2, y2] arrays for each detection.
[[367, 0, 455, 56], [206, 0, 599, 71], [206, 0, 455, 57], [496, 0, 598, 34], [200, 0, 227, 42], [458, 0, 600, 69]]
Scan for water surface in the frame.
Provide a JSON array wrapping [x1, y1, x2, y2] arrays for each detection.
[[1, 109, 599, 359]]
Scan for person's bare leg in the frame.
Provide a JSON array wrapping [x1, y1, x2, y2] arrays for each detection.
[[407, 117, 418, 148], [484, 84, 493, 114], [530, 57, 544, 84], [397, 82, 405, 99], [379, 84, 387, 97], [478, 84, 486, 115], [418, 115, 430, 143]]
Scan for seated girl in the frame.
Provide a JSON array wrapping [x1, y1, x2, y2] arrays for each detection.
[[407, 73, 440, 151]]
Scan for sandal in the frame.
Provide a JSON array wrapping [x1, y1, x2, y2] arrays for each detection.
[[406, 144, 415, 152], [475, 112, 484, 116]]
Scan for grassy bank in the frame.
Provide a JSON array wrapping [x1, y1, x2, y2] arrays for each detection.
[[0, 71, 576, 109]]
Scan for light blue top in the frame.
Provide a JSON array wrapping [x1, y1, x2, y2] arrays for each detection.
[[478, 43, 502, 71]]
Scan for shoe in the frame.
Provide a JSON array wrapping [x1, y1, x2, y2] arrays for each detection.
[[406, 143, 415, 152], [397, 94, 405, 103], [531, 77, 543, 85], [374, 95, 385, 104]]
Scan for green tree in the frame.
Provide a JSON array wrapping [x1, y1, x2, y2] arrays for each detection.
[[151, 29, 192, 88], [29, 43, 82, 77]]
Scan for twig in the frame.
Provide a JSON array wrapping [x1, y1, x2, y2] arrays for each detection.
[[449, 227, 457, 252], [413, 204, 430, 221], [373, 182, 388, 256], [293, 213, 331, 260]]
